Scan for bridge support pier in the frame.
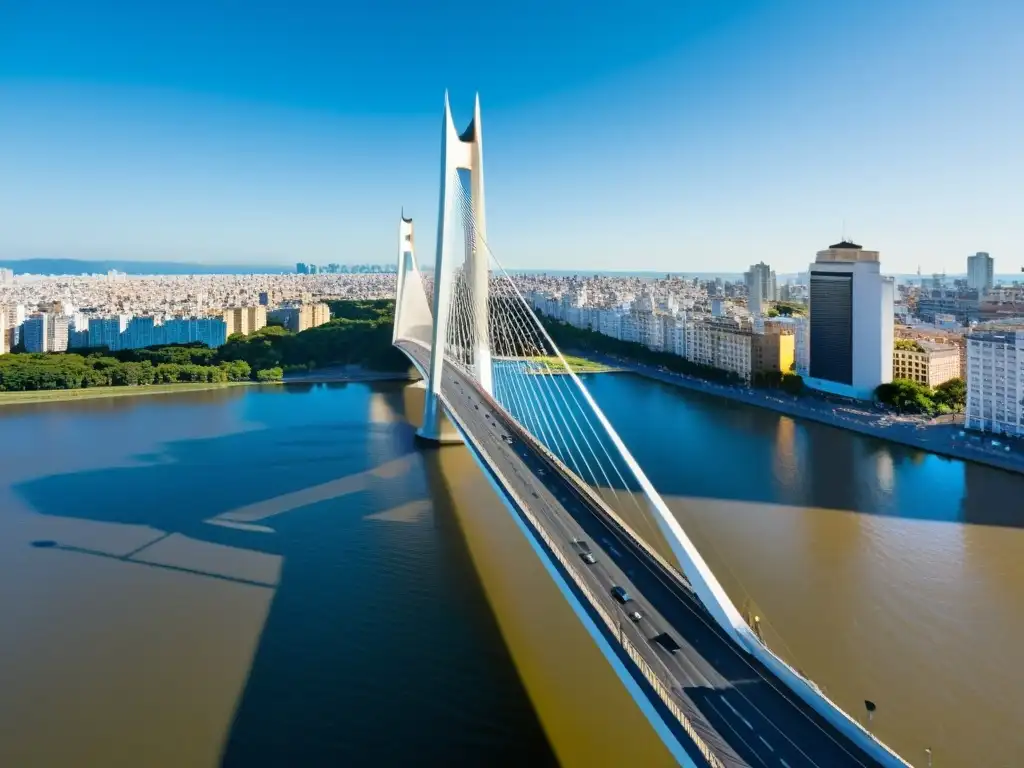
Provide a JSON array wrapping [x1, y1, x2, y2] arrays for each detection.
[[410, 381, 463, 444]]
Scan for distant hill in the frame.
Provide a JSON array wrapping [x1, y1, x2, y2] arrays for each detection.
[[0, 258, 294, 275]]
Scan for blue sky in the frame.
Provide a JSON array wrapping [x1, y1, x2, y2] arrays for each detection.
[[1, 1, 1021, 274]]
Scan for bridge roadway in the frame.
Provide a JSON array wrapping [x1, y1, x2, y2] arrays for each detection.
[[399, 341, 878, 768]]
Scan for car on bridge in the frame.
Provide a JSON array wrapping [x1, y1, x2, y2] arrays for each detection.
[[610, 585, 631, 604]]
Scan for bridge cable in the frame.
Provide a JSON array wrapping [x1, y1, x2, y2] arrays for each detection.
[[452, 181, 617, 500], [450, 176, 669, 554], [450, 179, 809, 670]]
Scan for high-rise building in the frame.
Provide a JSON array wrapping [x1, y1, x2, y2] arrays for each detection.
[[4, 303, 25, 350], [22, 313, 48, 352], [807, 240, 894, 399], [155, 318, 228, 348], [744, 262, 777, 315], [0, 310, 7, 354], [88, 315, 131, 351], [296, 262, 309, 275], [267, 302, 331, 333], [47, 315, 69, 352], [122, 316, 157, 349], [966, 252, 994, 295], [0, 267, 13, 285], [223, 306, 267, 337], [965, 329, 1023, 436]]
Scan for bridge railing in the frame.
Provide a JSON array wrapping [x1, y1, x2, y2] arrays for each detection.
[[487, 377, 912, 767], [501, 460, 726, 768], [429, 381, 727, 768]]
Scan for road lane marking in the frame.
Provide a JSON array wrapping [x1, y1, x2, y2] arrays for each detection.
[[722, 699, 754, 730], [758, 735, 774, 752]]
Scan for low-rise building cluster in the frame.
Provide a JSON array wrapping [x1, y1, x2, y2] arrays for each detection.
[[1, 271, 390, 353]]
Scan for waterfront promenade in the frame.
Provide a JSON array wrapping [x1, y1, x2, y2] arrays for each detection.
[[582, 352, 1024, 477]]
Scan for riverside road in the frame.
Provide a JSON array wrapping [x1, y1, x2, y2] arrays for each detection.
[[398, 340, 881, 768]]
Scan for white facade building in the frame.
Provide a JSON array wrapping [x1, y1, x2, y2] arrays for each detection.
[[4, 303, 25, 350], [47, 314, 69, 352], [806, 241, 894, 399], [966, 329, 1024, 436], [966, 251, 994, 295]]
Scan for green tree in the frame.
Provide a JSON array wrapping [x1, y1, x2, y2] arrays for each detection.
[[933, 377, 966, 411], [256, 366, 284, 382], [875, 379, 936, 414]]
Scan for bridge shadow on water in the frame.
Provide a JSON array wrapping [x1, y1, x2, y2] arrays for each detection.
[[12, 383, 554, 766]]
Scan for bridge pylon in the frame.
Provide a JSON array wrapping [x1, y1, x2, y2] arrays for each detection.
[[420, 92, 492, 442]]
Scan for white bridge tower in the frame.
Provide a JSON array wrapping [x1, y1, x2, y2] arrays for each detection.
[[420, 92, 492, 442]]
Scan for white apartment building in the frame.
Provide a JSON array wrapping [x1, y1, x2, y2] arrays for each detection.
[[4, 303, 25, 350], [598, 309, 623, 339], [966, 330, 1023, 436], [620, 314, 638, 344], [47, 315, 69, 352], [0, 310, 7, 354], [807, 240, 894, 399], [666, 318, 689, 357], [685, 317, 753, 382]]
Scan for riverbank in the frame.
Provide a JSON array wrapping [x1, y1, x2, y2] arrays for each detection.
[[283, 364, 417, 384], [580, 352, 1024, 476], [0, 381, 251, 407]]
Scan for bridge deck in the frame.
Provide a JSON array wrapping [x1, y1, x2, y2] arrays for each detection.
[[399, 340, 879, 768]]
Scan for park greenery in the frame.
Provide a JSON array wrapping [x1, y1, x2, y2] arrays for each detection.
[[874, 377, 966, 415], [893, 339, 925, 352], [765, 301, 806, 318], [524, 354, 617, 374], [0, 299, 409, 393], [539, 315, 744, 385]]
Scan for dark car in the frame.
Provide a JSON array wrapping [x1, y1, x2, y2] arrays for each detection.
[[610, 585, 631, 604]]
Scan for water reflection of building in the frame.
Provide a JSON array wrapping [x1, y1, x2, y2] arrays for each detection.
[[772, 416, 799, 494], [805, 422, 860, 514]]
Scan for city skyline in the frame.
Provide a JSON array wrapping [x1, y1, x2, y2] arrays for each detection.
[[1, 1, 1021, 274]]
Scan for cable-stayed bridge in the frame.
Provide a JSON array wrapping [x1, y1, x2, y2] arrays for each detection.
[[394, 94, 910, 768]]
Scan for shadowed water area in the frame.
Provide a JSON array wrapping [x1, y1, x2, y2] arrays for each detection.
[[0, 375, 1021, 766], [0, 383, 555, 767]]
